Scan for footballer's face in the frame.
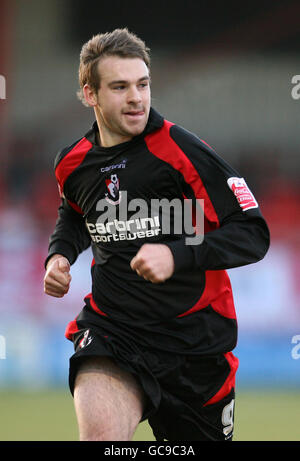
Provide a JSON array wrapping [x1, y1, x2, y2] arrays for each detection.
[[92, 56, 151, 147]]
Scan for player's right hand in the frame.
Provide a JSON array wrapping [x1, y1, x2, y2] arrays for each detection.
[[44, 255, 71, 298]]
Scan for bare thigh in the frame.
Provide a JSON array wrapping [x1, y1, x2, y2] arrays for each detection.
[[73, 356, 145, 441]]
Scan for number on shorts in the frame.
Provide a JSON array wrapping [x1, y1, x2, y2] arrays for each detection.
[[222, 399, 235, 436]]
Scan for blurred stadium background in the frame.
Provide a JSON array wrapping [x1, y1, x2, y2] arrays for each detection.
[[0, 0, 300, 441]]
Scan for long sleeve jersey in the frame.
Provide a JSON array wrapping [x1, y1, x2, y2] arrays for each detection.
[[46, 108, 270, 354]]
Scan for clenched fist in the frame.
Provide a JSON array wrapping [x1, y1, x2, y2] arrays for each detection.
[[130, 244, 175, 283], [44, 254, 72, 298]]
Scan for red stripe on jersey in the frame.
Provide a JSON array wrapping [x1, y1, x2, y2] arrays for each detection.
[[200, 138, 214, 151], [203, 352, 239, 406], [145, 121, 235, 321], [145, 120, 219, 228], [85, 293, 108, 317], [65, 317, 79, 340], [67, 199, 84, 215], [55, 137, 92, 193], [177, 270, 236, 319]]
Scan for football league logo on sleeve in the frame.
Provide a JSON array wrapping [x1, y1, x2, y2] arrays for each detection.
[[227, 177, 258, 211]]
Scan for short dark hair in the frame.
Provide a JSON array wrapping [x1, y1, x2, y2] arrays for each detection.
[[77, 28, 151, 106]]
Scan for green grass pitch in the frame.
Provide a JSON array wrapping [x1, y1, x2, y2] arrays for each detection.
[[0, 389, 299, 441]]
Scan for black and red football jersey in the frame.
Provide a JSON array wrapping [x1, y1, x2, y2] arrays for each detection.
[[46, 108, 270, 354]]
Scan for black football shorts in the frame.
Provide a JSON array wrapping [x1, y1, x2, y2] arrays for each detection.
[[67, 301, 239, 441]]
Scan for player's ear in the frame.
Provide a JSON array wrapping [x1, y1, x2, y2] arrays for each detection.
[[83, 84, 98, 107]]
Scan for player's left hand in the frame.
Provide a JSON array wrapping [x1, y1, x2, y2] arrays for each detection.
[[130, 244, 175, 283]]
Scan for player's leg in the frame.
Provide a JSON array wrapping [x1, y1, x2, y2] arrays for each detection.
[[73, 356, 145, 441]]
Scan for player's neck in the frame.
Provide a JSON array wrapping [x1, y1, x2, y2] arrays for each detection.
[[94, 111, 132, 148]]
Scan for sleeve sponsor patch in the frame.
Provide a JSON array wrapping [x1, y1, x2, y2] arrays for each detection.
[[227, 177, 258, 211]]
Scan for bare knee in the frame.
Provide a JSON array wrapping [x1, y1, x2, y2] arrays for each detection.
[[79, 426, 121, 442]]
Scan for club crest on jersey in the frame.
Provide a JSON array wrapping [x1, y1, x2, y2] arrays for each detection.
[[105, 174, 122, 205], [227, 177, 258, 211], [79, 329, 93, 349]]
